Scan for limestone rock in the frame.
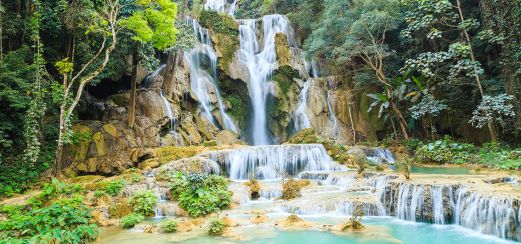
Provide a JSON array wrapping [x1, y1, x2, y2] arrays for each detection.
[[276, 214, 313, 228], [250, 214, 268, 225], [275, 33, 292, 67], [215, 130, 241, 145]]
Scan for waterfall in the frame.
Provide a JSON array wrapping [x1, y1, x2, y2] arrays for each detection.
[[185, 19, 238, 133], [453, 188, 520, 240], [325, 76, 339, 138], [431, 186, 445, 224], [204, 0, 237, 16], [366, 148, 396, 165], [142, 64, 165, 88], [374, 180, 521, 241], [236, 15, 297, 145], [199, 144, 346, 180], [293, 80, 311, 131], [160, 90, 175, 130]]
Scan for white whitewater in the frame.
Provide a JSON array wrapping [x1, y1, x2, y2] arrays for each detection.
[[293, 53, 312, 131], [204, 0, 237, 16], [372, 180, 521, 241], [186, 19, 238, 133], [199, 144, 346, 180], [325, 75, 339, 138], [366, 148, 396, 164], [237, 15, 297, 145]]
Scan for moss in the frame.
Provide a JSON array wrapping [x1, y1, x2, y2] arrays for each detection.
[[199, 10, 239, 37], [272, 66, 299, 96], [92, 132, 107, 156], [215, 33, 239, 75], [72, 125, 92, 161], [275, 33, 292, 66], [225, 95, 248, 128], [102, 124, 118, 138]]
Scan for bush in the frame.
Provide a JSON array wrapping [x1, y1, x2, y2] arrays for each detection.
[[414, 137, 475, 164], [129, 190, 158, 216], [168, 172, 189, 199], [99, 179, 126, 196], [208, 219, 226, 236], [176, 173, 232, 217], [281, 179, 310, 200], [0, 181, 98, 243], [120, 213, 144, 229], [159, 219, 177, 233]]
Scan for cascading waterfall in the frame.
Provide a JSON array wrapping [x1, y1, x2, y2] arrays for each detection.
[[185, 18, 238, 133], [292, 53, 312, 131], [237, 15, 297, 145], [160, 90, 176, 129], [366, 148, 396, 164], [372, 180, 521, 241], [142, 64, 165, 88], [199, 144, 346, 180]]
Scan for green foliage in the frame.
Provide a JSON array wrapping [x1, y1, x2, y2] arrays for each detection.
[[159, 219, 177, 233], [129, 190, 158, 216], [207, 219, 226, 236], [199, 10, 239, 36], [120, 0, 179, 50], [397, 156, 413, 180], [0, 181, 97, 243], [120, 213, 144, 229], [98, 179, 126, 197], [415, 137, 475, 164], [170, 173, 231, 217]]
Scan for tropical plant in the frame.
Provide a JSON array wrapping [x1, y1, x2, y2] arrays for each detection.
[[159, 219, 177, 233], [120, 213, 144, 229], [207, 219, 226, 236], [129, 190, 158, 216], [176, 173, 231, 217]]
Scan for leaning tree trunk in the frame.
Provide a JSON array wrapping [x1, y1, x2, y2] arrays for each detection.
[[128, 50, 138, 129], [456, 0, 497, 141]]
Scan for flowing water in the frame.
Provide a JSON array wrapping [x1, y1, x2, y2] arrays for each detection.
[[199, 144, 346, 180], [236, 15, 298, 145], [185, 18, 238, 133]]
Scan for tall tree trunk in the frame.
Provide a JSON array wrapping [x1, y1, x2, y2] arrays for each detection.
[[386, 89, 409, 140], [128, 50, 138, 129], [456, 0, 497, 141]]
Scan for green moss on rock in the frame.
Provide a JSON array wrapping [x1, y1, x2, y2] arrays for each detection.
[[199, 10, 239, 37]]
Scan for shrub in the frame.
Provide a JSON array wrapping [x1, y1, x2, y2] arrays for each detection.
[[351, 154, 368, 175], [120, 213, 144, 229], [100, 179, 126, 196], [168, 172, 189, 199], [177, 173, 232, 217], [404, 138, 423, 154], [397, 156, 413, 180], [0, 181, 98, 243], [208, 219, 226, 236], [414, 137, 475, 164], [245, 179, 261, 199], [281, 179, 310, 200], [94, 190, 106, 198], [129, 190, 158, 216], [159, 219, 177, 233]]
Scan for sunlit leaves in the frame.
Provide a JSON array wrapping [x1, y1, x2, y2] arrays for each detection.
[[469, 94, 516, 128]]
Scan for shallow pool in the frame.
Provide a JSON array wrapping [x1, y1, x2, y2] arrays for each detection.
[[97, 217, 515, 244]]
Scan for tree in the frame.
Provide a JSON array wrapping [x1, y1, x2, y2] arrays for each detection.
[[120, 0, 179, 129], [335, 0, 410, 139], [54, 0, 121, 175], [401, 0, 498, 141]]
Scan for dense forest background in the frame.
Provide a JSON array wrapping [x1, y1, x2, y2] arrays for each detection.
[[0, 0, 520, 196]]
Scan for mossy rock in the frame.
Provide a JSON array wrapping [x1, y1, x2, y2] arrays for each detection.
[[108, 93, 130, 107], [154, 147, 204, 163], [72, 125, 93, 161], [92, 132, 107, 156], [199, 10, 239, 37], [102, 124, 118, 138], [275, 33, 292, 66], [214, 33, 239, 76]]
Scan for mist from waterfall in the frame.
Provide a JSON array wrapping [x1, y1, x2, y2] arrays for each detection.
[[185, 18, 238, 133]]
